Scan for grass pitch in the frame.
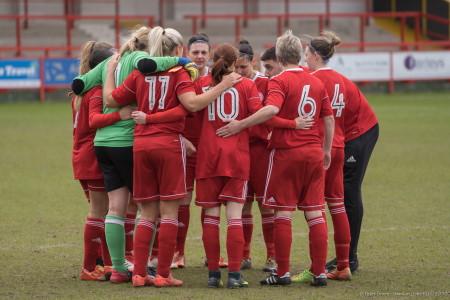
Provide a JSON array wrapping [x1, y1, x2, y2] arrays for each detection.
[[0, 93, 449, 299]]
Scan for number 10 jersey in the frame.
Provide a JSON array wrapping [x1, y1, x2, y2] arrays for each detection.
[[194, 75, 263, 180]]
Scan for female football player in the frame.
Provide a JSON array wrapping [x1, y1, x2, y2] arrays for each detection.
[[216, 31, 335, 287], [235, 39, 276, 272], [71, 41, 130, 281], [103, 27, 240, 287], [71, 26, 198, 283], [291, 30, 352, 283]]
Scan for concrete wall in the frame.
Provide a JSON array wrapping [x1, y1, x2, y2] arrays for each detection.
[[0, 2, 64, 15], [0, 1, 367, 17]]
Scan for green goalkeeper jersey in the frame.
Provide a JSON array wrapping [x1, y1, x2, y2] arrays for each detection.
[[74, 51, 178, 147]]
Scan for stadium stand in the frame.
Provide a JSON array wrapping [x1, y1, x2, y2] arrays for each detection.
[[0, 0, 449, 99]]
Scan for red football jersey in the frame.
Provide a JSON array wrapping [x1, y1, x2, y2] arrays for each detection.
[[72, 86, 104, 180], [299, 65, 311, 73], [312, 68, 346, 148], [183, 69, 208, 142], [266, 68, 333, 149], [112, 68, 195, 136], [341, 76, 378, 142], [184, 112, 202, 144], [194, 75, 263, 180], [249, 71, 271, 143]]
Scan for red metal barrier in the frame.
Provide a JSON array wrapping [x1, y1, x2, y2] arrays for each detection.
[[184, 11, 450, 50], [0, 15, 155, 57], [263, 40, 450, 52]]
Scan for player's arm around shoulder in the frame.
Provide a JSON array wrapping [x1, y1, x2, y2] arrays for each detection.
[[72, 58, 108, 95]]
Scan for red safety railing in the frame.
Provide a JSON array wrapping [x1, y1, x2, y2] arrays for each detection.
[[158, 0, 372, 27], [423, 13, 450, 40], [184, 11, 450, 51], [0, 15, 154, 57]]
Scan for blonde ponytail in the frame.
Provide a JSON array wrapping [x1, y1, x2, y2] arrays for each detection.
[[75, 41, 114, 111], [79, 41, 96, 75], [148, 26, 183, 57], [119, 25, 151, 56], [74, 95, 83, 112]]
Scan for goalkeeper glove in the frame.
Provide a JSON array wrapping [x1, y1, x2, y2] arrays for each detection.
[[176, 57, 199, 82]]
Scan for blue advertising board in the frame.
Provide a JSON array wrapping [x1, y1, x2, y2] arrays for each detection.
[[0, 59, 40, 88], [43, 58, 79, 86]]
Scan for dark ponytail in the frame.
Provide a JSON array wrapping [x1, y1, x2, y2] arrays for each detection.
[[237, 39, 254, 61], [308, 30, 341, 62], [210, 43, 238, 86]]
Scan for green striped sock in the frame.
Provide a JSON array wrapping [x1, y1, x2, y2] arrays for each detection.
[[105, 215, 127, 273]]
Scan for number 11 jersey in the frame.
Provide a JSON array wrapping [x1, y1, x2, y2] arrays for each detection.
[[112, 68, 195, 137]]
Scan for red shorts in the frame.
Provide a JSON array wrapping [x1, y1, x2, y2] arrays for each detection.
[[262, 146, 325, 211], [133, 134, 187, 203], [185, 152, 197, 192], [79, 179, 106, 201], [325, 147, 344, 203], [195, 177, 248, 207], [247, 141, 270, 202], [185, 139, 198, 192]]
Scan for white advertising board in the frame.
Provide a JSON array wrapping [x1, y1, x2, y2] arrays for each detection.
[[392, 51, 450, 80], [328, 53, 390, 81]]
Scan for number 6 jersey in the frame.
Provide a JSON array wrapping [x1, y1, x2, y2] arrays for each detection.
[[194, 75, 263, 180], [267, 68, 333, 149]]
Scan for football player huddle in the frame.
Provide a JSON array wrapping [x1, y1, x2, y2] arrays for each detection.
[[70, 25, 378, 289]]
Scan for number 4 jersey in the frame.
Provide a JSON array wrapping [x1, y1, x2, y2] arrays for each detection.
[[194, 75, 263, 180], [267, 68, 333, 149], [312, 67, 347, 148]]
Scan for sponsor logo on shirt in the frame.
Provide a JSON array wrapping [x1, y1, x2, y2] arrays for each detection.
[[347, 156, 357, 163]]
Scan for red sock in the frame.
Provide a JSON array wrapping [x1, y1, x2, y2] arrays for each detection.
[[308, 216, 328, 276], [261, 213, 275, 258], [274, 216, 292, 276], [125, 214, 136, 254], [308, 231, 313, 271], [157, 219, 178, 278], [202, 216, 220, 271], [83, 218, 104, 271], [176, 205, 190, 256], [200, 208, 205, 224], [94, 238, 102, 261], [100, 221, 112, 266], [226, 219, 244, 272], [329, 204, 351, 270], [150, 221, 160, 258], [133, 219, 155, 277], [309, 210, 327, 271], [242, 214, 253, 259]]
